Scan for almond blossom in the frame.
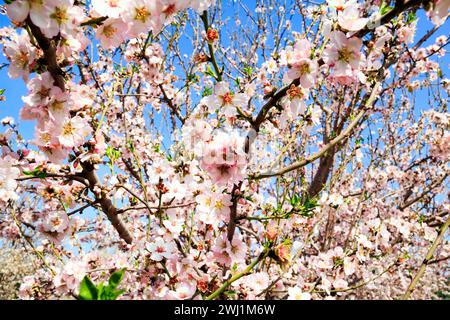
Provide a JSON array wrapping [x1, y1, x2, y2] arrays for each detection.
[[91, 0, 124, 18], [0, 156, 20, 203], [200, 130, 247, 187], [288, 287, 312, 300], [3, 30, 36, 80], [57, 116, 92, 148], [146, 238, 177, 262], [6, 0, 48, 25], [337, 5, 368, 32], [35, 0, 84, 38], [201, 82, 249, 118], [95, 18, 128, 49], [121, 0, 162, 37], [428, 0, 450, 25], [323, 31, 364, 84], [284, 39, 318, 89]]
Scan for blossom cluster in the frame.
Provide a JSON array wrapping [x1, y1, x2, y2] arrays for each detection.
[[0, 0, 448, 302]]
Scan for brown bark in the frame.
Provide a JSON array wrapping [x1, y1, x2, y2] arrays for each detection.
[[81, 164, 133, 244]]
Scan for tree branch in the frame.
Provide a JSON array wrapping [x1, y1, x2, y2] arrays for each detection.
[[402, 215, 450, 300], [25, 18, 133, 244], [205, 248, 269, 300], [251, 82, 381, 180]]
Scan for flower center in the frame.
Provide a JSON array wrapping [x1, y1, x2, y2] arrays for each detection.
[[102, 24, 117, 38], [221, 92, 233, 105], [50, 100, 65, 112], [338, 47, 353, 63], [298, 61, 310, 75], [287, 85, 304, 100], [218, 164, 232, 175], [15, 51, 29, 69], [51, 217, 62, 227], [50, 7, 69, 25], [156, 246, 165, 253], [38, 87, 51, 99], [215, 200, 224, 209], [40, 132, 51, 144], [108, 0, 119, 7], [62, 122, 74, 136], [135, 6, 151, 23]]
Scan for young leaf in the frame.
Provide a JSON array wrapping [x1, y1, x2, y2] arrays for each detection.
[[96, 282, 104, 298], [202, 87, 212, 97], [78, 276, 98, 300], [205, 65, 216, 78], [106, 289, 125, 300], [108, 268, 126, 290], [22, 167, 48, 179]]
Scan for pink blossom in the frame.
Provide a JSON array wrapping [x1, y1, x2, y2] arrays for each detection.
[[196, 186, 232, 223], [3, 30, 36, 80], [284, 39, 318, 89], [121, 0, 162, 37], [6, 0, 48, 26], [287, 287, 311, 300], [201, 82, 249, 117], [280, 85, 307, 128], [42, 211, 69, 234], [428, 0, 450, 25], [95, 18, 127, 49], [244, 272, 270, 293], [200, 130, 247, 186], [57, 116, 92, 148], [146, 237, 177, 261], [91, 0, 123, 18], [188, 0, 217, 13], [168, 281, 197, 300], [0, 156, 20, 203], [338, 5, 368, 32], [33, 0, 84, 38], [323, 31, 363, 84]]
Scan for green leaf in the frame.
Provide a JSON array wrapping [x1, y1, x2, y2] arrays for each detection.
[[96, 282, 104, 298], [334, 257, 344, 267], [187, 73, 198, 83], [78, 270, 126, 300], [298, 197, 319, 218], [127, 140, 135, 152], [379, 1, 393, 16], [0, 89, 5, 95], [290, 194, 301, 206], [105, 289, 125, 300], [243, 66, 253, 77], [406, 11, 417, 24], [78, 276, 98, 300], [22, 167, 48, 179], [205, 65, 216, 78], [108, 269, 126, 290], [202, 87, 212, 97]]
